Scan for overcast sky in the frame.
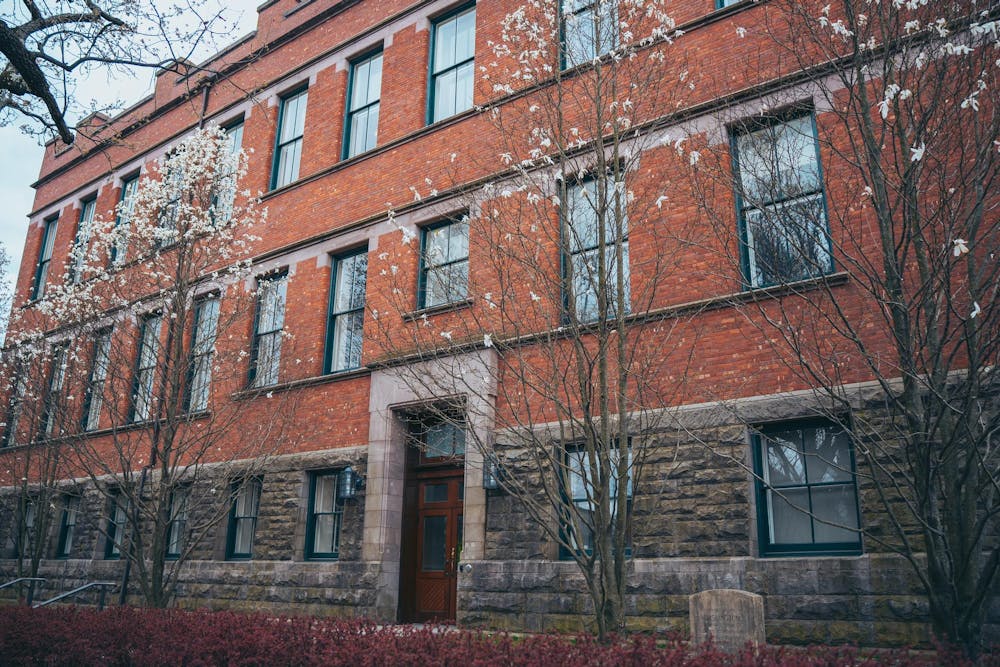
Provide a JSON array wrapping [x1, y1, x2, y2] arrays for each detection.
[[0, 1, 261, 303]]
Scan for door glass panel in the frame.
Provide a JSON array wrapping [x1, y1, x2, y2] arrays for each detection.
[[422, 516, 447, 571], [424, 483, 449, 503]]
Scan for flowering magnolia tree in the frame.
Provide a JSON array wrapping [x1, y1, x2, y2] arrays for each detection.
[[682, 0, 1000, 654], [371, 0, 696, 638], [1, 127, 296, 608]]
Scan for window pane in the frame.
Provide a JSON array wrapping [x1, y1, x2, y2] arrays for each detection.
[[768, 487, 812, 544], [315, 474, 336, 513], [745, 194, 830, 287], [422, 516, 447, 571], [332, 311, 364, 371], [455, 9, 476, 62], [434, 69, 457, 121], [454, 61, 474, 114], [765, 433, 806, 486], [314, 514, 335, 552], [803, 426, 853, 483], [811, 485, 860, 542], [425, 421, 465, 458], [334, 254, 368, 312], [424, 483, 449, 503], [434, 18, 457, 72]]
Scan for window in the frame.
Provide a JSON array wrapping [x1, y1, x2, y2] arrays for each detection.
[[215, 121, 244, 223], [752, 420, 862, 557], [166, 486, 189, 559], [40, 343, 69, 438], [410, 414, 466, 462], [326, 250, 367, 373], [158, 163, 184, 246], [132, 314, 163, 422], [111, 174, 139, 264], [69, 198, 96, 283], [2, 370, 26, 448], [305, 471, 345, 559], [17, 498, 38, 558], [187, 295, 220, 411], [717, 0, 743, 7], [56, 495, 80, 558], [31, 216, 58, 300], [105, 492, 128, 559], [732, 111, 832, 288], [561, 0, 617, 69], [227, 478, 261, 559], [83, 329, 112, 432], [250, 273, 287, 387], [562, 443, 632, 557], [564, 176, 630, 322], [430, 6, 475, 123], [419, 217, 469, 309], [345, 51, 382, 158], [271, 89, 308, 189]]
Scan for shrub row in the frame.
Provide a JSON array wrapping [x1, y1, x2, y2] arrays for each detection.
[[0, 606, 993, 666]]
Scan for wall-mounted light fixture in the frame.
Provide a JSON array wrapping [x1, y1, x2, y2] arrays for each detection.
[[339, 466, 365, 499]]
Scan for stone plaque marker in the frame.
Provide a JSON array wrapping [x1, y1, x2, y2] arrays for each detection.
[[689, 589, 765, 653]]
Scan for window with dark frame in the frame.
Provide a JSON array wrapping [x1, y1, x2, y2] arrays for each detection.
[[40, 343, 69, 439], [111, 174, 139, 265], [271, 89, 308, 189], [17, 498, 38, 558], [561, 0, 617, 69], [187, 295, 220, 412], [2, 369, 26, 448], [132, 313, 163, 423], [104, 492, 128, 559], [227, 478, 261, 559], [564, 176, 630, 322], [419, 217, 469, 309], [55, 495, 80, 558], [306, 471, 345, 559], [83, 329, 112, 432], [166, 485, 189, 559], [561, 442, 632, 558], [430, 6, 475, 123], [326, 250, 367, 373], [69, 197, 96, 284], [731, 110, 832, 288], [215, 121, 244, 224], [31, 216, 58, 300], [250, 272, 287, 387], [345, 51, 382, 158], [752, 419, 862, 557]]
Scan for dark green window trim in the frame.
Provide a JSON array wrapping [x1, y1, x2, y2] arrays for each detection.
[[104, 491, 127, 560], [344, 49, 383, 159], [559, 0, 617, 71], [130, 313, 162, 423], [324, 249, 368, 374], [249, 271, 288, 388], [730, 106, 833, 290], [270, 87, 309, 190], [305, 470, 345, 559], [69, 197, 96, 284], [82, 328, 112, 432], [55, 495, 80, 559], [558, 440, 632, 560], [31, 215, 59, 300], [110, 173, 139, 265], [752, 418, 863, 558], [226, 478, 262, 560], [166, 485, 190, 560], [186, 294, 221, 412], [428, 4, 476, 124], [418, 216, 469, 309]]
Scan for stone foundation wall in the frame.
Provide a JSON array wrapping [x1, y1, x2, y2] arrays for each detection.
[[458, 554, 1000, 646]]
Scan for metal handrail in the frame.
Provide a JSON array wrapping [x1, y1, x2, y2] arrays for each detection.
[[33, 582, 117, 610], [0, 577, 46, 605]]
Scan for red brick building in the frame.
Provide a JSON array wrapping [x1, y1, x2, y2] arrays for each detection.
[[2, 0, 997, 647]]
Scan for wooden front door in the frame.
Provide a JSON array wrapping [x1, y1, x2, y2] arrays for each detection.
[[400, 466, 464, 622]]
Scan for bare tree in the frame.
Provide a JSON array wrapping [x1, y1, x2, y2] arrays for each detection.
[[2, 127, 297, 607], [369, 0, 698, 638], [684, 0, 999, 654], [0, 0, 233, 144]]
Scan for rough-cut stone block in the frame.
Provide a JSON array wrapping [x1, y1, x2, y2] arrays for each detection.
[[690, 588, 765, 653]]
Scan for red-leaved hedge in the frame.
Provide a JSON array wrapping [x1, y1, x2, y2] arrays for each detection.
[[0, 606, 993, 666]]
